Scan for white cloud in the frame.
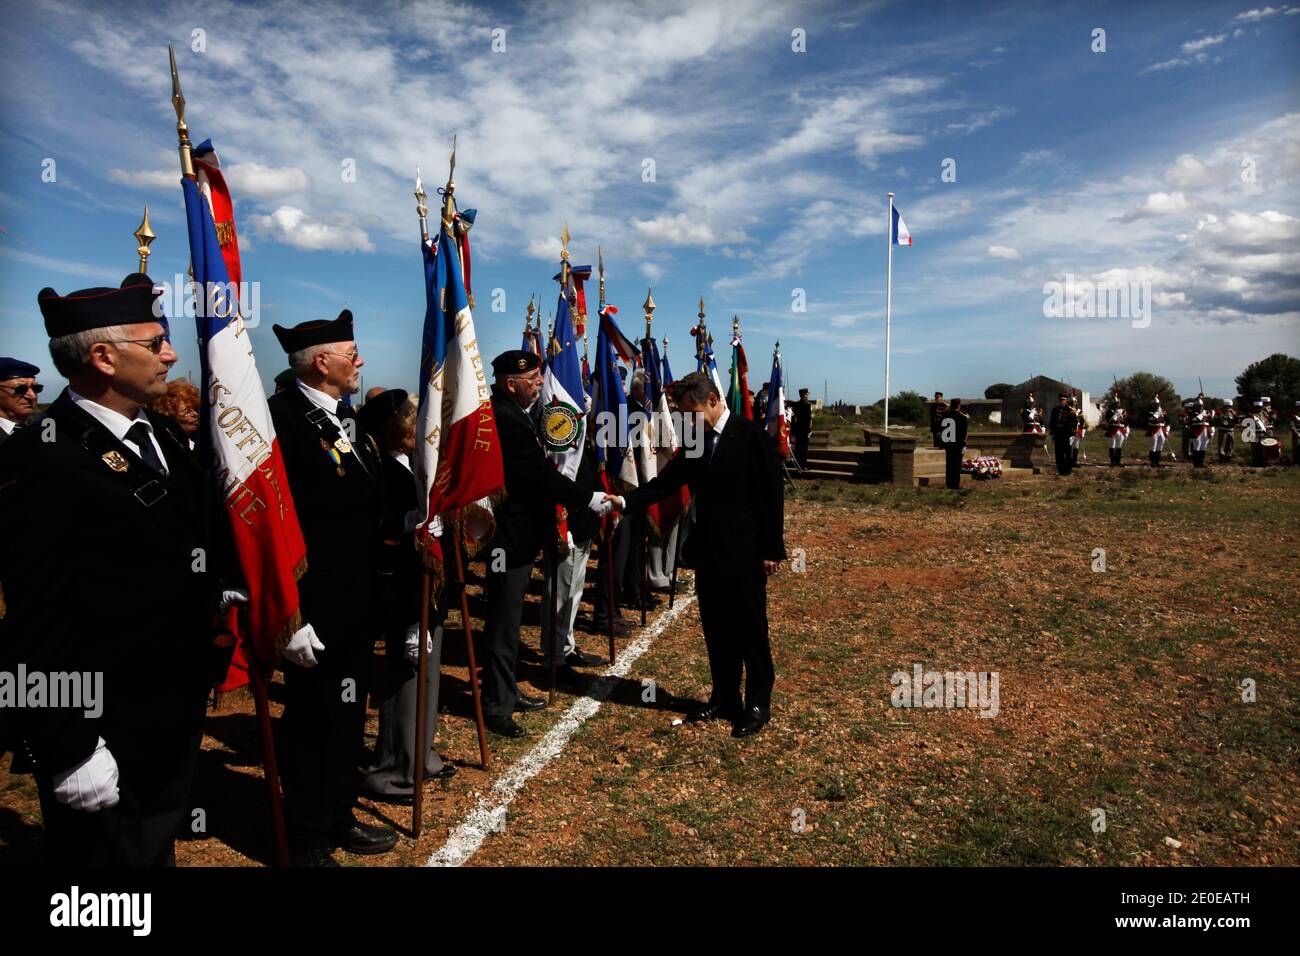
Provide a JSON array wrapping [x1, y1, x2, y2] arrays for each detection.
[[1118, 191, 1192, 222], [987, 245, 1020, 260], [225, 164, 310, 199], [106, 168, 177, 190], [1233, 6, 1295, 22], [854, 130, 925, 167], [1181, 34, 1227, 54], [249, 205, 373, 253], [629, 212, 747, 248], [640, 262, 664, 282]]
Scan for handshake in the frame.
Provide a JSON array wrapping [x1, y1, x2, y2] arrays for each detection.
[[586, 492, 626, 515]]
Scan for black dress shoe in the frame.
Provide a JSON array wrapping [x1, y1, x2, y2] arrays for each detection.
[[587, 617, 632, 636], [731, 706, 770, 738], [687, 701, 744, 723], [486, 716, 527, 738], [565, 649, 605, 668], [514, 693, 546, 712], [429, 761, 457, 780], [291, 847, 341, 867], [334, 821, 399, 855]]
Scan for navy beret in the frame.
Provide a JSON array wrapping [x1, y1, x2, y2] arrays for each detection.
[[0, 357, 40, 380], [491, 350, 540, 377], [39, 273, 166, 337], [272, 310, 355, 354], [358, 388, 410, 437]]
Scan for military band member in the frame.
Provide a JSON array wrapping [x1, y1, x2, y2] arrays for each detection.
[[1049, 391, 1077, 476], [0, 357, 43, 448], [267, 311, 396, 866], [1215, 401, 1236, 463], [0, 274, 227, 865], [1186, 395, 1212, 468], [1021, 391, 1044, 434], [1103, 389, 1128, 467], [1249, 399, 1267, 467], [481, 350, 610, 739], [1147, 394, 1170, 467]]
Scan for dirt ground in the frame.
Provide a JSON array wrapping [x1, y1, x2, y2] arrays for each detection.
[[2, 461, 1296, 866]]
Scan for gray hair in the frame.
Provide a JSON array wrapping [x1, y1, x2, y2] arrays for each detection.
[[48, 324, 130, 377], [668, 370, 719, 407], [289, 344, 329, 374]]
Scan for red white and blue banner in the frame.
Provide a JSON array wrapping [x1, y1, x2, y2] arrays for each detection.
[[592, 305, 639, 490], [541, 290, 586, 481], [766, 344, 790, 457], [413, 200, 504, 562], [182, 156, 306, 665], [891, 204, 912, 246]]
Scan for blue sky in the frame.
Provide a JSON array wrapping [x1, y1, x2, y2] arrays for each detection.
[[1, 0, 1297, 404]]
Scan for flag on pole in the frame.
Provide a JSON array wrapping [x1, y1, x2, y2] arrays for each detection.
[[891, 205, 912, 246], [766, 344, 790, 457], [413, 201, 504, 567], [541, 288, 587, 550], [727, 327, 753, 420], [592, 306, 639, 490], [181, 158, 306, 665]]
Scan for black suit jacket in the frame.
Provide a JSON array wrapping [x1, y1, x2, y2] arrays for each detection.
[[489, 387, 594, 568], [1049, 404, 1078, 438], [939, 411, 969, 448], [0, 390, 217, 781], [623, 412, 785, 571], [267, 385, 384, 631]]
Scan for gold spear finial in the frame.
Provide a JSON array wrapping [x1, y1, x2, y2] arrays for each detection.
[[643, 287, 656, 314], [441, 135, 457, 225], [525, 292, 535, 329], [732, 314, 740, 335], [697, 296, 706, 322], [133, 205, 156, 273], [414, 167, 429, 243], [598, 246, 606, 310], [169, 45, 195, 179], [560, 223, 571, 262]]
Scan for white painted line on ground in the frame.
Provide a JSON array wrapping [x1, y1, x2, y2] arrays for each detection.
[[425, 588, 698, 867]]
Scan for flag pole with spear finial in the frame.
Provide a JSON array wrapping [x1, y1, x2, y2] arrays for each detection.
[[171, 43, 288, 868], [133, 206, 155, 273], [663, 329, 681, 610], [597, 250, 618, 664], [640, 287, 655, 627]]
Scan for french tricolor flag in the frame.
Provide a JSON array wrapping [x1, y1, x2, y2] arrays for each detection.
[[892, 205, 912, 246]]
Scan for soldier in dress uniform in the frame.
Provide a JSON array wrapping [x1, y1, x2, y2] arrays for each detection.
[[1147, 394, 1170, 467], [929, 391, 947, 449], [0, 274, 231, 865], [480, 350, 611, 738], [1020, 391, 1044, 434], [1248, 399, 1267, 466], [1186, 395, 1212, 468], [1049, 391, 1078, 475], [0, 357, 43, 448], [1103, 389, 1128, 467], [266, 310, 396, 866], [1069, 391, 1086, 468], [1290, 400, 1300, 466], [1215, 401, 1236, 463]]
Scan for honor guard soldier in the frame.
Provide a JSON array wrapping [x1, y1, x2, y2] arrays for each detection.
[[0, 275, 230, 865], [1103, 389, 1128, 466], [1290, 400, 1300, 466], [1147, 394, 1170, 467], [1049, 391, 1078, 475], [0, 357, 43, 447], [1069, 391, 1086, 468], [481, 350, 611, 739], [1187, 395, 1212, 468], [1215, 401, 1236, 463], [1249, 399, 1267, 466], [1021, 391, 1044, 434], [929, 391, 947, 449], [268, 311, 396, 866]]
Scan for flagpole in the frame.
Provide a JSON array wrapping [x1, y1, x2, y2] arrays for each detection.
[[641, 288, 655, 628], [597, 253, 617, 664], [885, 191, 894, 432], [664, 331, 679, 610]]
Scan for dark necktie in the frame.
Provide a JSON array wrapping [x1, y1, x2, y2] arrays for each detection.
[[125, 421, 167, 475], [337, 405, 372, 476], [704, 427, 719, 462]]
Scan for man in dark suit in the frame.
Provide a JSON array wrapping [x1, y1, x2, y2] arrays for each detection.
[[606, 371, 786, 738], [1049, 391, 1078, 476], [791, 387, 813, 469], [0, 274, 226, 865], [0, 357, 43, 448], [481, 350, 611, 738], [929, 391, 947, 449], [267, 311, 395, 866], [939, 397, 969, 489]]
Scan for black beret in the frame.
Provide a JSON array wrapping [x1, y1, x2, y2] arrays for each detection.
[[272, 310, 355, 354], [39, 273, 165, 337], [491, 350, 540, 377], [358, 388, 410, 437], [0, 357, 40, 379], [273, 368, 296, 388]]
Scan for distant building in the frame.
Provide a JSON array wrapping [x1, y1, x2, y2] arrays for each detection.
[[1002, 375, 1100, 428]]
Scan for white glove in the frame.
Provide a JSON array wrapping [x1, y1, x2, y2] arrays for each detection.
[[53, 737, 120, 812], [607, 495, 626, 513], [283, 623, 325, 668], [588, 491, 617, 514], [403, 622, 433, 666], [218, 588, 250, 613]]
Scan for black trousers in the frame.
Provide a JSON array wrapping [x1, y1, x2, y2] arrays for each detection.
[[481, 562, 534, 720], [944, 445, 962, 488], [34, 725, 202, 866], [694, 559, 774, 711], [794, 436, 810, 469], [1053, 436, 1073, 474], [279, 593, 377, 852]]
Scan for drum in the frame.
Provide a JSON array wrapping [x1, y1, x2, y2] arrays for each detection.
[[1261, 436, 1280, 462]]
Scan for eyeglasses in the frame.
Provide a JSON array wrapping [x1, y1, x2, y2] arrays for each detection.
[[0, 383, 43, 398], [322, 349, 362, 364], [106, 335, 171, 354]]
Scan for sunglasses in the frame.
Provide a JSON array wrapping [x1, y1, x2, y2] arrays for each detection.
[[1, 382, 44, 398], [106, 334, 171, 355]]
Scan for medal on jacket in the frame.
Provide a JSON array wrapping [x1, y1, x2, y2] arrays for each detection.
[[321, 437, 346, 476], [102, 450, 129, 473]]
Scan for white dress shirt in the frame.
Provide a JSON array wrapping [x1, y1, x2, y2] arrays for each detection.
[[298, 379, 368, 468], [0, 416, 16, 436], [68, 388, 168, 475]]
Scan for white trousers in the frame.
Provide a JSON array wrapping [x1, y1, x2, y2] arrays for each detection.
[[539, 538, 592, 660], [1150, 430, 1167, 452], [1191, 432, 1210, 452], [1109, 431, 1127, 449]]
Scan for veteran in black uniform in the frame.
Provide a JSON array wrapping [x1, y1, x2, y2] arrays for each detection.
[[607, 371, 786, 738], [266, 311, 394, 866], [0, 275, 223, 865], [481, 350, 611, 738], [939, 397, 969, 489], [0, 357, 43, 449], [1049, 391, 1078, 476], [791, 387, 813, 469]]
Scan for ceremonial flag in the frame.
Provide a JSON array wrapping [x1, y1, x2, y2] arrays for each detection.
[[891, 204, 912, 246], [592, 306, 639, 489], [727, 329, 753, 420], [413, 203, 504, 564], [191, 140, 241, 290], [884, 193, 911, 430], [766, 344, 790, 457], [541, 290, 587, 483], [181, 161, 306, 665], [523, 326, 544, 359]]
